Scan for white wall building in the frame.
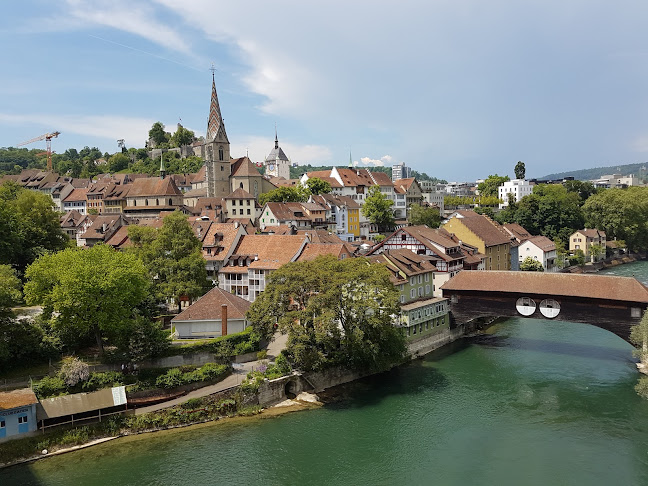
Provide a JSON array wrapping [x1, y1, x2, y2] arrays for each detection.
[[498, 179, 533, 208], [518, 236, 557, 271]]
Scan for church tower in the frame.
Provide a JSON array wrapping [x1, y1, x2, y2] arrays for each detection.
[[264, 127, 291, 180], [203, 69, 231, 198]]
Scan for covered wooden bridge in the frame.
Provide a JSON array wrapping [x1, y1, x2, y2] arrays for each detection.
[[440, 271, 648, 342]]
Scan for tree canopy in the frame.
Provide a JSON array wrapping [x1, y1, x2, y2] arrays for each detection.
[[128, 211, 210, 312], [514, 161, 526, 179], [148, 122, 168, 146], [259, 186, 309, 205], [170, 125, 195, 148], [304, 177, 332, 195], [24, 244, 151, 353], [362, 185, 395, 233], [247, 256, 406, 372], [510, 184, 584, 245], [0, 181, 70, 275], [477, 174, 509, 197], [520, 256, 544, 271], [582, 187, 648, 251], [408, 204, 441, 228]]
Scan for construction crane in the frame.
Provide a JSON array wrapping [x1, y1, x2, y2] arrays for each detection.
[[17, 131, 60, 171]]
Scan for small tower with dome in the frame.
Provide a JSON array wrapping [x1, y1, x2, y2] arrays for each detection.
[[264, 128, 291, 180]]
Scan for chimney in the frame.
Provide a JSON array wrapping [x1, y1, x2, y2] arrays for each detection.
[[221, 304, 228, 337], [101, 223, 107, 233]]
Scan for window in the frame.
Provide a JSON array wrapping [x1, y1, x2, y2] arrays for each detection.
[[247, 209, 251, 215], [425, 273, 429, 282], [399, 284, 404, 291], [400, 295, 405, 304], [425, 285, 430, 294], [219, 146, 224, 160], [18, 416, 28, 424], [240, 209, 244, 215], [169, 199, 172, 206], [410, 277, 415, 285], [401, 234, 406, 241], [410, 289, 416, 298], [247, 200, 250, 206], [418, 275, 422, 284], [419, 324, 423, 333], [632, 307, 642, 318], [221, 165, 224, 171], [0, 420, 5, 428], [418, 287, 423, 296]]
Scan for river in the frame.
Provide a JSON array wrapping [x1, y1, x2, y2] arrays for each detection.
[[3, 262, 648, 485]]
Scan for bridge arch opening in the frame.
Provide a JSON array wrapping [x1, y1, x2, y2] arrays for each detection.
[[540, 299, 561, 319], [516, 297, 537, 317]]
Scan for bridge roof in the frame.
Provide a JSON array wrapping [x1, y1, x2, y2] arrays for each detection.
[[441, 271, 648, 304]]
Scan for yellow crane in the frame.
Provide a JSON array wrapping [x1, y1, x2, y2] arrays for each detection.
[[17, 131, 61, 171]]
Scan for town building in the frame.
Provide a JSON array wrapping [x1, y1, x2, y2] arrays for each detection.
[[171, 287, 251, 339], [518, 235, 557, 271], [391, 162, 412, 182], [264, 130, 291, 180], [443, 211, 511, 270], [218, 234, 310, 301], [0, 388, 38, 441], [368, 249, 450, 340], [123, 176, 184, 219], [62, 187, 88, 215], [393, 178, 424, 219], [570, 229, 607, 262], [498, 179, 533, 208], [223, 188, 261, 222], [309, 194, 361, 241]]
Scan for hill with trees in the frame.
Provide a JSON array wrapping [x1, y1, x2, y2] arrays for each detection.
[[541, 162, 648, 182]]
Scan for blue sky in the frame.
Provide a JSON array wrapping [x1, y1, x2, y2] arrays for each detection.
[[2, 1, 648, 180]]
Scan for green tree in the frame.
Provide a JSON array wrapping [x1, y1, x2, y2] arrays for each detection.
[[514, 161, 526, 179], [520, 256, 544, 272], [170, 125, 195, 148], [408, 204, 441, 228], [128, 211, 209, 312], [107, 152, 131, 173], [148, 122, 168, 146], [478, 174, 510, 197], [0, 181, 70, 275], [24, 244, 150, 354], [259, 186, 308, 205], [0, 265, 21, 313], [582, 187, 648, 251], [304, 177, 332, 195], [589, 243, 605, 262], [247, 256, 406, 372], [563, 180, 598, 204], [362, 185, 395, 233], [515, 184, 584, 245]]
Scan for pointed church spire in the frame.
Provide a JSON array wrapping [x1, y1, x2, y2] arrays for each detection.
[[159, 153, 166, 179], [348, 150, 353, 168], [274, 123, 279, 149], [206, 65, 228, 143]]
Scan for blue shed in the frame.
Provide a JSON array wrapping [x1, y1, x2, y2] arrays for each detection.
[[0, 388, 38, 441]]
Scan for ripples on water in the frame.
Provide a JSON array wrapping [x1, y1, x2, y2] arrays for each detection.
[[5, 265, 648, 485]]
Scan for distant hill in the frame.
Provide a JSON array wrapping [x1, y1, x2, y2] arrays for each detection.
[[540, 162, 648, 181]]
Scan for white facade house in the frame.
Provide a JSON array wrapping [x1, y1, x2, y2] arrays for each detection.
[[498, 179, 533, 208], [518, 236, 557, 271]]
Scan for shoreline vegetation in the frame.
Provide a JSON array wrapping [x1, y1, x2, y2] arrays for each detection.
[[0, 385, 320, 470]]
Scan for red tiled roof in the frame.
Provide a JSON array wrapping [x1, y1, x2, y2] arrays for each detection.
[[445, 214, 511, 247], [172, 287, 251, 322], [63, 188, 88, 202], [225, 188, 254, 200], [441, 271, 648, 303], [126, 177, 183, 197], [231, 157, 262, 178], [525, 235, 556, 252], [227, 235, 308, 270], [297, 243, 350, 261], [576, 229, 606, 238]]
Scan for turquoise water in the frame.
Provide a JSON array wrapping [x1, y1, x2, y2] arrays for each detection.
[[3, 262, 648, 485]]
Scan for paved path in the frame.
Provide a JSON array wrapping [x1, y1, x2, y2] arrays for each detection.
[[134, 371, 245, 415], [134, 332, 289, 415]]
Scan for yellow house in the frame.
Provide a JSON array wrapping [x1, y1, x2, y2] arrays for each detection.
[[569, 229, 606, 262], [348, 207, 360, 238], [442, 212, 511, 271]]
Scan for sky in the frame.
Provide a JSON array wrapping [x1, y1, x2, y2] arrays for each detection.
[[2, 1, 648, 181]]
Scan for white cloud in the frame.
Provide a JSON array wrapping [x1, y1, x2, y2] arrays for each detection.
[[357, 155, 394, 167], [231, 135, 332, 165], [0, 113, 155, 148], [63, 0, 192, 55]]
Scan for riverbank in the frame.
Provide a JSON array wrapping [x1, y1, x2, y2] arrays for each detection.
[[0, 391, 321, 470], [0, 327, 461, 468]]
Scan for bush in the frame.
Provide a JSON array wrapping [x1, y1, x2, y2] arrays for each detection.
[[181, 398, 204, 410], [155, 368, 184, 389], [275, 353, 291, 374], [257, 350, 267, 360], [81, 371, 125, 392], [234, 341, 254, 355], [33, 376, 66, 399], [198, 363, 228, 380], [58, 357, 90, 387]]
